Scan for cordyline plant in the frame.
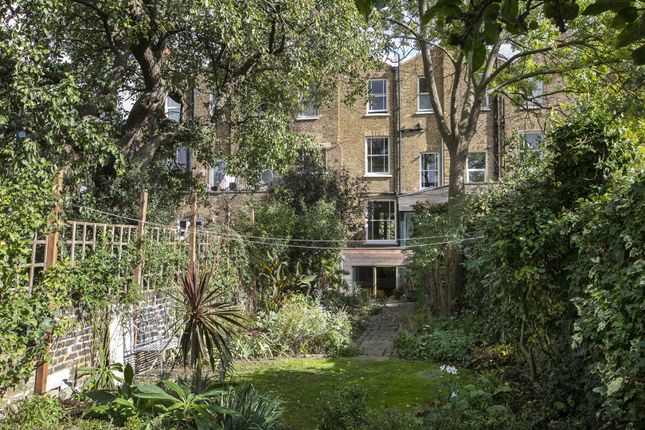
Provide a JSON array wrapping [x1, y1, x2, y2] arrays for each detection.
[[175, 266, 244, 391]]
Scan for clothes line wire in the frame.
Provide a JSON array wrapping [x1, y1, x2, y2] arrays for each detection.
[[70, 205, 482, 251]]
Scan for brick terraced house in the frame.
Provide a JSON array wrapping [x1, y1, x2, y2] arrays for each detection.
[[174, 50, 565, 297]]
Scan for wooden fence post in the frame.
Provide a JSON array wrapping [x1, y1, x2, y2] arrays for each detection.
[[34, 170, 64, 395], [189, 191, 197, 267], [132, 190, 148, 288]]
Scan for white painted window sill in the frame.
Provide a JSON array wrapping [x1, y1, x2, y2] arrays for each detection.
[[414, 111, 434, 115], [364, 174, 392, 178], [364, 112, 390, 117], [295, 116, 319, 121]]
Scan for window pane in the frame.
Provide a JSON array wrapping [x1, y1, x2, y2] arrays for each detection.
[[166, 96, 181, 122], [467, 153, 485, 169], [370, 156, 387, 173], [419, 93, 432, 111], [422, 171, 438, 188], [421, 153, 437, 170], [368, 138, 387, 155], [368, 80, 387, 112], [367, 201, 395, 240], [482, 93, 490, 109], [369, 95, 387, 112], [369, 79, 386, 95], [523, 132, 544, 149], [418, 77, 429, 93], [469, 171, 485, 183]]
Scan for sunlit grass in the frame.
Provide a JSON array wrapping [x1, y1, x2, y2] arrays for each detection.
[[230, 357, 470, 429]]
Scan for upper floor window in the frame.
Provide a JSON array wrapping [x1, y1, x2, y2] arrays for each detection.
[[521, 131, 545, 153], [367, 79, 388, 113], [209, 93, 218, 117], [420, 152, 440, 189], [175, 147, 190, 172], [481, 92, 491, 110], [417, 77, 432, 112], [165, 95, 181, 122], [467, 152, 486, 183], [526, 78, 544, 109], [365, 137, 389, 175], [366, 200, 396, 241]]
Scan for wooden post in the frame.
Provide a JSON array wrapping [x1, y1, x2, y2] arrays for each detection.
[[132, 190, 148, 288], [34, 170, 63, 395], [189, 191, 197, 266]]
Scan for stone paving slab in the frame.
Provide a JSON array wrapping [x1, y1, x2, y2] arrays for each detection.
[[356, 299, 415, 359]]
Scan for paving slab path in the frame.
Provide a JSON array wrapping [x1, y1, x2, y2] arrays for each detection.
[[355, 299, 415, 360]]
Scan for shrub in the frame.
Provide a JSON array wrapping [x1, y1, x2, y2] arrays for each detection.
[[259, 294, 353, 356], [394, 327, 477, 364], [318, 385, 368, 430], [218, 385, 283, 430], [1, 395, 64, 429], [421, 373, 534, 430]]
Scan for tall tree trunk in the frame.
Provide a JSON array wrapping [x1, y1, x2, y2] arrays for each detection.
[[446, 138, 468, 307]]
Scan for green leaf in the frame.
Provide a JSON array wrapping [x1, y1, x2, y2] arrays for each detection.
[[86, 390, 116, 404], [606, 377, 624, 395], [501, 0, 519, 22], [583, 0, 631, 15], [135, 383, 179, 402], [483, 21, 502, 45], [616, 22, 640, 47], [123, 363, 134, 385], [631, 44, 645, 64], [471, 44, 487, 71], [617, 6, 639, 22]]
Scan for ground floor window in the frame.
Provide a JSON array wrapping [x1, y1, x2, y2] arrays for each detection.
[[467, 152, 486, 183], [366, 200, 396, 241], [352, 266, 404, 298]]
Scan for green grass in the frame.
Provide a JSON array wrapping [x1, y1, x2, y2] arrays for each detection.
[[230, 357, 469, 429]]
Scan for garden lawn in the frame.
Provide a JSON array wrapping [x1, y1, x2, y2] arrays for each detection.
[[230, 357, 470, 429]]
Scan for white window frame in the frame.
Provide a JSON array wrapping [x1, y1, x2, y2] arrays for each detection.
[[419, 152, 440, 189], [526, 78, 544, 109], [165, 95, 181, 122], [365, 200, 397, 243], [367, 79, 388, 114], [417, 77, 433, 113], [365, 137, 390, 176], [466, 152, 487, 183]]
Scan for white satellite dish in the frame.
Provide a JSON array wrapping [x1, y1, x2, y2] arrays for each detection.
[[261, 169, 274, 186]]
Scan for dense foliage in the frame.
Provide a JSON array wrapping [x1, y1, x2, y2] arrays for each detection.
[[461, 106, 644, 428], [233, 294, 353, 359]]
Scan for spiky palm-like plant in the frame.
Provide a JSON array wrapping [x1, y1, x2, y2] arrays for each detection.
[[177, 266, 244, 391]]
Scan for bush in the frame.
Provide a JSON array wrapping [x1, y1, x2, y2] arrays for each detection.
[[394, 327, 477, 364], [421, 373, 535, 430], [218, 385, 283, 430], [318, 387, 425, 430], [257, 294, 353, 356], [318, 385, 368, 430], [1, 395, 64, 429]]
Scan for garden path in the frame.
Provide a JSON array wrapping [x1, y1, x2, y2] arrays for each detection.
[[355, 299, 415, 360]]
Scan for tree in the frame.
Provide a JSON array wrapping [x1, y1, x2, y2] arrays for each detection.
[[355, 0, 626, 303], [5, 0, 382, 218]]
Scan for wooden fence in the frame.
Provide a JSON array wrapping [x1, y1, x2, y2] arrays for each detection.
[[18, 190, 221, 396]]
